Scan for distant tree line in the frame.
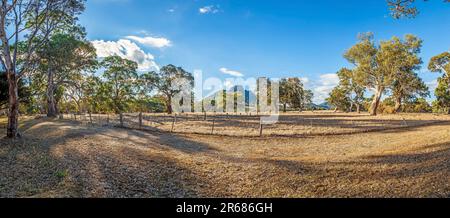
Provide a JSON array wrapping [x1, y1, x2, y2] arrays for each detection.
[[327, 33, 450, 115]]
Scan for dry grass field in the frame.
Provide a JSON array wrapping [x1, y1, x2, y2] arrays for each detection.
[[0, 112, 449, 197], [61, 111, 450, 137]]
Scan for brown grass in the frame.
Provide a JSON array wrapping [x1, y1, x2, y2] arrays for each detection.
[[63, 111, 450, 137], [0, 113, 449, 197]]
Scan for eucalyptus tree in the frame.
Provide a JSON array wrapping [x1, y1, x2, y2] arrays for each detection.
[[428, 52, 450, 114], [302, 89, 314, 111], [136, 71, 158, 112], [147, 65, 194, 114], [280, 78, 305, 112], [0, 71, 32, 111], [344, 33, 423, 115], [327, 87, 351, 112], [391, 71, 429, 112], [37, 33, 97, 117], [101, 56, 139, 119], [429, 52, 450, 76], [336, 68, 366, 113], [0, 0, 86, 138], [387, 35, 428, 112], [387, 0, 450, 18], [344, 33, 382, 115]]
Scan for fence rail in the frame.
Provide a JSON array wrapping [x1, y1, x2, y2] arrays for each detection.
[[53, 112, 449, 137]]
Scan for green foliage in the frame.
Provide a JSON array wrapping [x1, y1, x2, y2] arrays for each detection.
[[101, 56, 139, 114], [55, 169, 70, 180], [327, 87, 351, 112], [433, 77, 450, 114], [429, 52, 450, 76], [336, 68, 366, 112], [279, 78, 311, 112], [377, 97, 396, 114], [429, 52, 450, 114], [387, 0, 450, 19], [403, 98, 432, 113], [148, 65, 194, 114], [344, 33, 424, 115], [0, 72, 33, 112]]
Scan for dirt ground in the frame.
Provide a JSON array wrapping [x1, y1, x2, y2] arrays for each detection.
[[0, 115, 449, 198]]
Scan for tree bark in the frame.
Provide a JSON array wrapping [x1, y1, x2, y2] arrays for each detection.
[[356, 104, 361, 114], [394, 96, 402, 113], [166, 95, 173, 114], [6, 71, 20, 138], [119, 112, 124, 127], [370, 86, 384, 116], [46, 68, 57, 117]]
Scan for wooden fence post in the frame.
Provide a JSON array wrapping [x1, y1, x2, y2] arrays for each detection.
[[139, 112, 143, 129], [211, 118, 215, 135], [171, 114, 176, 133], [259, 123, 264, 137]]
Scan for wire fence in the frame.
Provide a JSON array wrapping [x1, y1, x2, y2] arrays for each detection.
[[52, 112, 450, 137]]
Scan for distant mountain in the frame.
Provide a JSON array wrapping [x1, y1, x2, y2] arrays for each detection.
[[316, 102, 331, 110], [196, 85, 257, 111], [198, 86, 332, 111]]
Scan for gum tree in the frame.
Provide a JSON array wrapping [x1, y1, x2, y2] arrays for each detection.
[[344, 33, 423, 115], [387, 0, 450, 18], [146, 65, 194, 114], [336, 68, 366, 113], [428, 52, 450, 114], [101, 55, 138, 124], [0, 0, 86, 138]]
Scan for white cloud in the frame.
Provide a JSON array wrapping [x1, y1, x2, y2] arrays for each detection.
[[224, 80, 234, 89], [199, 5, 220, 14], [91, 39, 159, 71], [300, 77, 309, 85], [168, 8, 175, 13], [126, 35, 172, 48], [426, 79, 438, 92], [306, 73, 339, 103], [220, 67, 244, 77]]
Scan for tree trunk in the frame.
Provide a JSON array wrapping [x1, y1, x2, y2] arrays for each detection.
[[356, 104, 361, 114], [166, 96, 173, 114], [370, 86, 384, 116], [283, 103, 287, 113], [394, 96, 402, 113], [46, 68, 57, 117], [6, 71, 20, 138], [119, 112, 124, 127]]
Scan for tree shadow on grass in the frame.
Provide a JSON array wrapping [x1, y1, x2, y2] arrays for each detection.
[[57, 145, 212, 197], [251, 141, 450, 197], [0, 118, 221, 197]]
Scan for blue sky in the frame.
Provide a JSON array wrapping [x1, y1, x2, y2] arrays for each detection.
[[80, 0, 450, 103]]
